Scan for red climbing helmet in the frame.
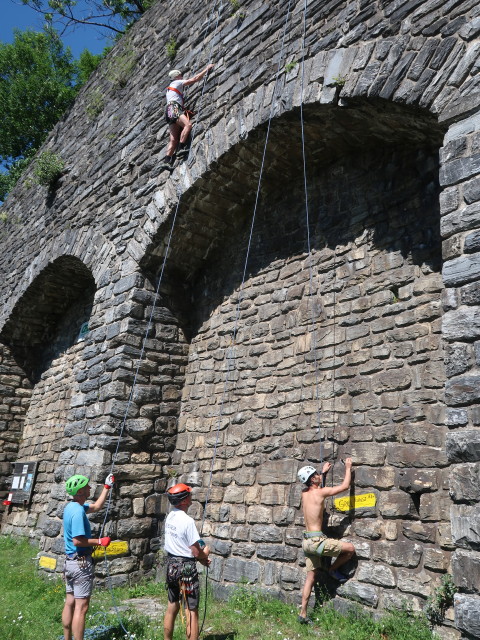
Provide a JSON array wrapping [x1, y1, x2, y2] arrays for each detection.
[[166, 483, 192, 506]]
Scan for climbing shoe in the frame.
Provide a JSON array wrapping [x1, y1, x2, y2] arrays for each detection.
[[176, 147, 190, 160], [329, 569, 348, 583], [159, 157, 174, 171], [297, 615, 312, 625]]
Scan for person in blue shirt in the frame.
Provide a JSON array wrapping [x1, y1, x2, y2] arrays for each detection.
[[62, 473, 114, 640]]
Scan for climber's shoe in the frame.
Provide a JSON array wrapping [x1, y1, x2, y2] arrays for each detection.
[[297, 615, 312, 625], [329, 569, 348, 583]]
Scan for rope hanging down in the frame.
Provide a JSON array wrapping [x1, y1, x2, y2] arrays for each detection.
[[298, 0, 325, 469], [199, 0, 295, 537]]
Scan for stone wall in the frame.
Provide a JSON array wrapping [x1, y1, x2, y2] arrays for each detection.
[[0, 0, 480, 636]]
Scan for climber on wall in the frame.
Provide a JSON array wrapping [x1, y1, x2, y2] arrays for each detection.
[[297, 459, 356, 624], [160, 64, 214, 171], [163, 483, 211, 640], [61, 473, 114, 640]]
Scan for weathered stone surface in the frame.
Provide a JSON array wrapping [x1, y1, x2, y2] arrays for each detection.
[[446, 430, 480, 462], [455, 594, 480, 638], [223, 558, 260, 583], [357, 562, 396, 587], [452, 549, 480, 592], [449, 463, 480, 502], [337, 581, 379, 607], [451, 505, 480, 550], [397, 569, 433, 597], [372, 542, 422, 568]]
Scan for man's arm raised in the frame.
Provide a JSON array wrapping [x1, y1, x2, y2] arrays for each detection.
[[320, 458, 352, 497]]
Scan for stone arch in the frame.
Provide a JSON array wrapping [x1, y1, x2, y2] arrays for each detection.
[[1, 255, 96, 536], [138, 96, 449, 610]]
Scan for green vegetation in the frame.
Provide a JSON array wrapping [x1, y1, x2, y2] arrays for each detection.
[[20, 0, 158, 36], [86, 89, 106, 121], [0, 28, 107, 201], [165, 36, 178, 62], [330, 75, 347, 87], [424, 574, 456, 626], [31, 151, 65, 188], [285, 60, 298, 73], [107, 46, 137, 88], [1, 536, 439, 640]]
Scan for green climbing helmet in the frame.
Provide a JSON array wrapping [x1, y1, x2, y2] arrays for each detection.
[[65, 475, 89, 496]]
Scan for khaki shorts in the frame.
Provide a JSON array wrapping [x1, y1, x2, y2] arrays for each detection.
[[64, 557, 94, 598], [302, 533, 343, 572]]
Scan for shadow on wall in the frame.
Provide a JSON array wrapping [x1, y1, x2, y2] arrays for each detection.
[[141, 97, 444, 336], [0, 255, 96, 383]]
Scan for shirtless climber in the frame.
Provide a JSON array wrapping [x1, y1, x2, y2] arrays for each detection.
[[160, 64, 214, 171], [297, 459, 355, 624]]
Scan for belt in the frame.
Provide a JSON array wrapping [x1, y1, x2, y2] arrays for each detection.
[[65, 553, 92, 560], [303, 531, 326, 539], [167, 553, 194, 561]]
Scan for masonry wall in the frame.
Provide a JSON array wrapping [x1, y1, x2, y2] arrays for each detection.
[[0, 0, 480, 637]]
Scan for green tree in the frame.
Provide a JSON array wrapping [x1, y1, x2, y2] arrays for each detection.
[[21, 0, 158, 35], [0, 29, 104, 201]]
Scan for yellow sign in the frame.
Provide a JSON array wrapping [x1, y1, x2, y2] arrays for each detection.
[[39, 556, 57, 570], [334, 492, 377, 512], [92, 540, 129, 559]]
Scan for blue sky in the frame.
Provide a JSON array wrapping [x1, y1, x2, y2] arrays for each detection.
[[2, 0, 115, 57]]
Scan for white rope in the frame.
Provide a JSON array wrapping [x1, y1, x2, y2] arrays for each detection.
[[200, 0, 295, 535]]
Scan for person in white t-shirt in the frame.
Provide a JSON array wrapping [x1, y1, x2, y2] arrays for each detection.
[[160, 65, 214, 171], [163, 483, 211, 640]]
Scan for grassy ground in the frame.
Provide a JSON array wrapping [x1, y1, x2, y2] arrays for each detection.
[[0, 536, 437, 640]]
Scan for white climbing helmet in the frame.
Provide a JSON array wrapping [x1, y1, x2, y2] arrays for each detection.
[[298, 465, 317, 484], [168, 69, 182, 79]]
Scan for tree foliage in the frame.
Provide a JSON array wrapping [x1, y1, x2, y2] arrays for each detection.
[[0, 29, 105, 201], [21, 0, 158, 35]]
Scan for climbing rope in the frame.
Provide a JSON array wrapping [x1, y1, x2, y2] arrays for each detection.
[[298, 0, 324, 469], [199, 0, 295, 537]]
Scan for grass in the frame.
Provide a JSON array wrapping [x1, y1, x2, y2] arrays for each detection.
[[1, 537, 437, 640]]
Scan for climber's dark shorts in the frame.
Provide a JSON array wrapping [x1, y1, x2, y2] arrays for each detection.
[[165, 101, 183, 124], [166, 555, 199, 610]]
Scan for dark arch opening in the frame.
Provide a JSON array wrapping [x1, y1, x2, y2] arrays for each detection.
[[1, 255, 96, 383]]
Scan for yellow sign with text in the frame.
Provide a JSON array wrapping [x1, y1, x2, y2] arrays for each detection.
[[334, 492, 377, 512], [39, 556, 57, 570], [92, 540, 129, 559]]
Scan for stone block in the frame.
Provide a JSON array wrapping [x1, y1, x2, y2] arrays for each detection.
[[443, 308, 480, 342], [424, 548, 450, 572], [247, 505, 272, 524], [257, 459, 297, 484], [419, 492, 451, 521], [116, 517, 153, 539], [397, 468, 438, 493], [446, 430, 480, 462], [452, 549, 480, 592], [378, 490, 415, 518], [372, 541, 422, 568], [451, 504, 480, 549], [388, 440, 448, 467], [357, 562, 396, 587], [337, 581, 379, 607], [397, 570, 433, 597], [223, 557, 260, 583], [354, 519, 382, 540], [449, 463, 480, 502], [348, 443, 386, 466], [455, 594, 480, 638], [257, 544, 297, 562], [354, 466, 395, 489], [250, 524, 283, 543], [402, 522, 436, 543]]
